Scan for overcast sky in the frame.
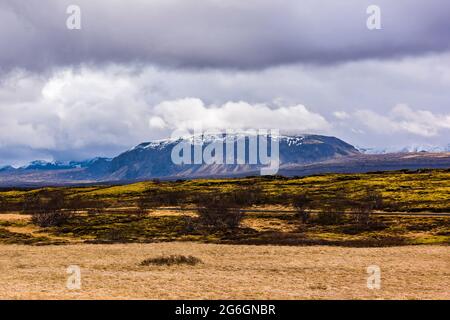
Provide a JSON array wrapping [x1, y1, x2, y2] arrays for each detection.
[[1, 0, 450, 166]]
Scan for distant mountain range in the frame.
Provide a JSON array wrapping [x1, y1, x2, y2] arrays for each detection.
[[0, 134, 449, 186], [358, 144, 450, 154]]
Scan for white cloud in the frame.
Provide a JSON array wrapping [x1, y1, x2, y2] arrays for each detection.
[[152, 98, 331, 132], [1, 52, 450, 164], [0, 67, 332, 164], [355, 104, 450, 137], [333, 111, 350, 120], [148, 116, 167, 129], [0, 68, 153, 154]]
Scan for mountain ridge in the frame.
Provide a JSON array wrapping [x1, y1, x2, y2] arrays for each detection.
[[1, 134, 449, 186]]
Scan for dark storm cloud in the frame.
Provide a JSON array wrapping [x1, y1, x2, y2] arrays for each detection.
[[1, 0, 450, 71]]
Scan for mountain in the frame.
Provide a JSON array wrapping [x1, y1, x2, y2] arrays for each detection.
[[21, 160, 78, 170], [278, 152, 450, 176], [0, 134, 449, 186], [105, 134, 360, 180], [0, 165, 15, 173], [358, 144, 450, 154], [18, 158, 113, 171]]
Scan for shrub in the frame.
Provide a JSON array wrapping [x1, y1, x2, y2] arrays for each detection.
[[314, 190, 347, 225], [230, 185, 264, 206], [0, 197, 6, 213], [136, 194, 157, 217], [292, 193, 313, 223], [351, 189, 384, 226], [195, 193, 243, 231], [137, 188, 186, 209], [24, 190, 74, 227], [316, 209, 342, 225], [22, 192, 45, 213], [104, 229, 127, 241], [351, 204, 372, 226], [361, 189, 383, 210], [140, 255, 202, 266], [31, 211, 73, 227], [181, 216, 197, 233]]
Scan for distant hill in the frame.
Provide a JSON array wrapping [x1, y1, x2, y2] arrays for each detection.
[[0, 134, 449, 186], [358, 144, 450, 154]]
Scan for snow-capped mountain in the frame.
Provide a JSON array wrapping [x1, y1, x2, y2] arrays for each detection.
[[358, 144, 450, 154], [20, 158, 113, 170], [109, 134, 359, 180], [0, 134, 449, 186]]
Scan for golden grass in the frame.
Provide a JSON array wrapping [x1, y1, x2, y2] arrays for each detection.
[[0, 213, 31, 222], [0, 242, 448, 300]]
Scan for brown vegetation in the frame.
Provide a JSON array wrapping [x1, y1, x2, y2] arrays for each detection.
[[0, 243, 448, 300], [140, 255, 202, 266], [194, 193, 243, 231]]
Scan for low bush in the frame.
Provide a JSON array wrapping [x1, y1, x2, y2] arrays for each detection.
[[140, 255, 202, 266], [24, 190, 74, 227], [230, 185, 264, 206], [351, 189, 384, 227], [316, 209, 343, 225], [195, 193, 243, 231], [31, 211, 73, 227], [137, 188, 187, 211], [292, 193, 313, 223]]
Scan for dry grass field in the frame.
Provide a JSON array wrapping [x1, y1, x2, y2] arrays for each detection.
[[0, 242, 448, 300], [0, 171, 448, 300]]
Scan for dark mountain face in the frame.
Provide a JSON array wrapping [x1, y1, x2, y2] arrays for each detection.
[[104, 134, 360, 180]]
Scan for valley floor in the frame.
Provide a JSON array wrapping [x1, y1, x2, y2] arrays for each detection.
[[0, 243, 448, 300]]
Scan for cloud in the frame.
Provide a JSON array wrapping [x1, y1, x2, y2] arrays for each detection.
[[355, 104, 450, 137], [0, 66, 331, 165], [0, 68, 154, 161], [1, 50, 450, 165], [333, 111, 350, 120], [1, 0, 450, 71], [151, 98, 330, 132]]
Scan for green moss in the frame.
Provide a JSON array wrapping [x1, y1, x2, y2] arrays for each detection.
[[1, 170, 449, 247], [0, 227, 66, 245]]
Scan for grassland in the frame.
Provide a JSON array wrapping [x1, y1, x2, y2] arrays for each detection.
[[0, 170, 449, 247], [1, 210, 449, 247], [0, 170, 449, 300], [1, 169, 449, 212], [0, 243, 448, 300]]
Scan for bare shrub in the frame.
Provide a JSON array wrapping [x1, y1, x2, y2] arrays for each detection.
[[77, 197, 108, 215], [195, 193, 243, 231], [180, 215, 200, 234], [292, 193, 313, 223], [351, 204, 372, 226], [22, 192, 44, 214], [230, 185, 264, 206], [362, 189, 383, 210], [351, 189, 384, 227], [138, 188, 186, 209], [140, 255, 202, 266], [0, 197, 6, 213], [316, 208, 342, 225], [136, 194, 157, 217], [23, 190, 74, 227], [315, 191, 347, 225], [31, 211, 73, 227], [104, 229, 127, 242]]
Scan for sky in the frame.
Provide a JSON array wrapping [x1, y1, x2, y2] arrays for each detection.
[[0, 0, 450, 166]]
